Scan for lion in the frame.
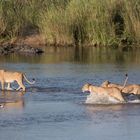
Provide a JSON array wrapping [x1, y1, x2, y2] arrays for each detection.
[[101, 74, 128, 90], [101, 76, 140, 95], [82, 83, 125, 102], [0, 69, 35, 91], [102, 81, 140, 95], [101, 80, 123, 89]]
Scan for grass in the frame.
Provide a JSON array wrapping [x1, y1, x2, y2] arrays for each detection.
[[0, 0, 140, 47]]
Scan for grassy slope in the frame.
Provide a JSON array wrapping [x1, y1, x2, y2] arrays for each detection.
[[0, 0, 140, 47]]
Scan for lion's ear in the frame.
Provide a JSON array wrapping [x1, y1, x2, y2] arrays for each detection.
[[87, 83, 92, 86], [85, 83, 90, 88], [108, 81, 111, 84]]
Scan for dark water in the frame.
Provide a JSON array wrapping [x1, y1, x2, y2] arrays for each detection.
[[0, 47, 140, 140]]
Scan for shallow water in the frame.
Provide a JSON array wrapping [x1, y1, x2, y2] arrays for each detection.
[[0, 47, 140, 140]]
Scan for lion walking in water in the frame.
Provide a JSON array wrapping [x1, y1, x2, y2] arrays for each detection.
[[101, 74, 140, 95], [0, 69, 35, 91], [82, 83, 125, 102]]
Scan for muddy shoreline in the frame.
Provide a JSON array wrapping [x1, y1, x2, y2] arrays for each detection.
[[0, 43, 44, 55], [0, 36, 139, 55]]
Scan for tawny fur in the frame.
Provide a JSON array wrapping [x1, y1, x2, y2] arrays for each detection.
[[101, 81, 140, 95], [0, 69, 35, 91], [82, 83, 125, 102]]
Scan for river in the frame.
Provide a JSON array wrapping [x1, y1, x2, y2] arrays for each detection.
[[0, 47, 140, 140]]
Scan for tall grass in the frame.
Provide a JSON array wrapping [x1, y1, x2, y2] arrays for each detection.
[[0, 0, 140, 47], [0, 0, 42, 42], [123, 0, 140, 44]]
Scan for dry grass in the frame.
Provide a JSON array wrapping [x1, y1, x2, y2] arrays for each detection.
[[0, 0, 140, 47]]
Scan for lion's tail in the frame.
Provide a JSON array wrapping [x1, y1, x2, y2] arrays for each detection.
[[23, 74, 35, 85], [121, 74, 128, 91]]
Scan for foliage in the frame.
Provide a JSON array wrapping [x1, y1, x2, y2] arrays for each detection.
[[0, 0, 140, 47]]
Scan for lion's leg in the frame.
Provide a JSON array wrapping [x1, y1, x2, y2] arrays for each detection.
[[7, 83, 13, 90], [16, 80, 26, 91], [16, 86, 21, 91], [137, 89, 140, 94], [133, 88, 139, 95], [1, 81, 5, 90], [109, 92, 125, 102]]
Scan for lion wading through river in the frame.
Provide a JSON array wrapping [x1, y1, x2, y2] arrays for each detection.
[[101, 74, 140, 95], [0, 69, 35, 91], [102, 81, 140, 95], [82, 83, 125, 102]]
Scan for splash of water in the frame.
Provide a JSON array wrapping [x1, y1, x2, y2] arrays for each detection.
[[85, 92, 140, 104], [85, 92, 120, 104]]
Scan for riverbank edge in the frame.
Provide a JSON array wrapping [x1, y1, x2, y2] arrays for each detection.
[[0, 34, 139, 55], [0, 34, 45, 55]]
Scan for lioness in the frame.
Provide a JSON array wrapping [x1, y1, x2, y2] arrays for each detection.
[[101, 80, 123, 89], [0, 69, 35, 91], [82, 83, 125, 102], [101, 74, 128, 90], [102, 81, 140, 95]]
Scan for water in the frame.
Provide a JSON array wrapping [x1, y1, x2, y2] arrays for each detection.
[[0, 47, 140, 140]]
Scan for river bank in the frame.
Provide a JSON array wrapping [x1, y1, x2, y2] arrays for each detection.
[[0, 34, 44, 55], [0, 37, 138, 56]]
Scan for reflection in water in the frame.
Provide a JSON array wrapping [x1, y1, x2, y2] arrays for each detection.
[[0, 47, 140, 64], [85, 104, 126, 123], [74, 47, 84, 61], [0, 91, 25, 110], [86, 104, 124, 113], [74, 47, 140, 64]]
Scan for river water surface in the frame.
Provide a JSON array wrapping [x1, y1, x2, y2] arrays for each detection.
[[0, 47, 140, 140]]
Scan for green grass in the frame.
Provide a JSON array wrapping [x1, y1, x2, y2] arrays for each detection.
[[0, 0, 140, 47]]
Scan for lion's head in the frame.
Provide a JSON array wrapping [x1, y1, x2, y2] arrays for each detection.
[[101, 80, 110, 87], [82, 83, 91, 92]]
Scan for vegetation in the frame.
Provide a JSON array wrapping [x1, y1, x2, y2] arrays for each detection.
[[0, 0, 140, 47]]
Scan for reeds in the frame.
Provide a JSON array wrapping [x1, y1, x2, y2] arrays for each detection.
[[0, 0, 42, 41], [0, 0, 140, 47]]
